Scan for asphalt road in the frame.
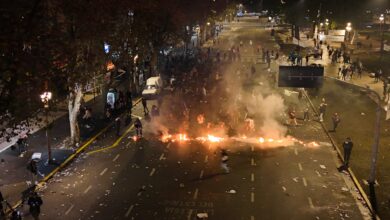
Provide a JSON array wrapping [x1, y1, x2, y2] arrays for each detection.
[[17, 18, 370, 220]]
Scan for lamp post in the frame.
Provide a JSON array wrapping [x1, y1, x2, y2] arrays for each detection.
[[365, 86, 381, 214], [345, 22, 352, 44], [325, 19, 329, 34], [379, 14, 385, 62], [40, 90, 53, 164]]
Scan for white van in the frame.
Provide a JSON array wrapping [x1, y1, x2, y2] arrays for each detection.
[[142, 76, 163, 99]]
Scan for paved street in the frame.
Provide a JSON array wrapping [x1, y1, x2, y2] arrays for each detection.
[[10, 18, 372, 220]]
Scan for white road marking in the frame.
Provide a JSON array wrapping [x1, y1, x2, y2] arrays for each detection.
[[298, 163, 303, 171], [251, 158, 255, 166], [251, 192, 255, 203], [204, 155, 208, 163], [149, 168, 156, 177], [83, 185, 92, 194], [193, 188, 199, 200], [294, 148, 298, 155], [113, 154, 120, 162], [100, 168, 108, 176], [199, 170, 204, 179], [302, 177, 307, 187], [187, 209, 193, 220], [65, 204, 74, 215], [251, 173, 255, 182], [124, 204, 134, 217], [308, 197, 315, 209], [159, 153, 165, 160]]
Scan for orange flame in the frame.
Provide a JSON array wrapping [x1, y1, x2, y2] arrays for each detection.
[[207, 134, 224, 143]]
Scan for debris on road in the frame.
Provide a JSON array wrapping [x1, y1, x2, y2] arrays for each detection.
[[282, 186, 287, 192], [197, 213, 208, 218], [319, 165, 326, 169], [227, 189, 236, 194], [292, 177, 299, 183], [341, 187, 349, 192]]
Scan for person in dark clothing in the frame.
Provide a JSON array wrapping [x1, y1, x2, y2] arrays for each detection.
[[10, 210, 22, 220], [115, 116, 121, 136], [134, 118, 143, 138], [27, 192, 43, 220], [0, 191, 4, 217], [331, 113, 341, 132], [126, 90, 132, 109], [142, 98, 149, 115], [343, 137, 353, 167], [151, 105, 160, 117]]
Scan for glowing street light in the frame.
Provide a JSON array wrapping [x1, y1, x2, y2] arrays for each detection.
[[40, 90, 54, 164], [379, 14, 384, 22], [379, 14, 386, 65]]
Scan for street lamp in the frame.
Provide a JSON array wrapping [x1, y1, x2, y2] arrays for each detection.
[[345, 22, 352, 43], [365, 86, 382, 214], [379, 14, 385, 62], [40, 91, 53, 164]]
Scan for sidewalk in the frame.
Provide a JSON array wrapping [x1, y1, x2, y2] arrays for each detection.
[[0, 82, 131, 206], [276, 29, 385, 105]]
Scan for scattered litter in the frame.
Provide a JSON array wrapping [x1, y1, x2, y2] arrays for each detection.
[[275, 162, 279, 166], [319, 165, 326, 169], [174, 178, 178, 182], [315, 217, 320, 220], [361, 112, 365, 116], [193, 161, 197, 164], [282, 186, 287, 192], [197, 213, 208, 218], [292, 177, 299, 183], [227, 189, 236, 194], [322, 185, 327, 188], [179, 183, 184, 188], [341, 187, 349, 192]]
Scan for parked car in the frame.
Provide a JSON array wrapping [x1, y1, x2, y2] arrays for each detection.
[[142, 76, 163, 99]]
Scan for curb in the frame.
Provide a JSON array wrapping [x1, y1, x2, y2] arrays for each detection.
[[6, 98, 142, 215], [303, 90, 380, 220]]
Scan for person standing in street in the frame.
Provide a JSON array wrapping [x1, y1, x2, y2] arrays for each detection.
[[342, 137, 353, 167], [115, 116, 121, 136], [134, 118, 143, 138], [303, 107, 310, 121], [0, 191, 4, 218], [331, 113, 341, 132], [142, 97, 149, 115], [27, 192, 43, 220], [220, 149, 230, 173], [318, 100, 327, 122]]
